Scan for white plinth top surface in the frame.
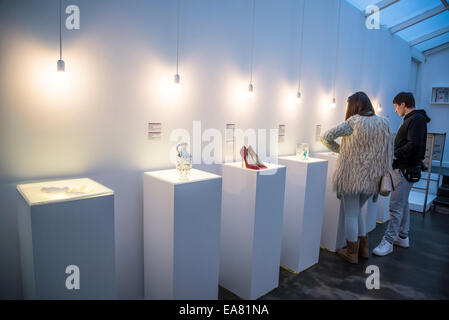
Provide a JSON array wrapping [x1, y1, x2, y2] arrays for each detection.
[[224, 162, 285, 173], [17, 178, 114, 206], [279, 155, 328, 164], [144, 168, 221, 185]]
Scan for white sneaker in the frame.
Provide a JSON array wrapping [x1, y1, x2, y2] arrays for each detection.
[[393, 235, 409, 248], [373, 238, 393, 256]]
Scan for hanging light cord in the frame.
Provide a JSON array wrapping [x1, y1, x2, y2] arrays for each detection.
[[297, 0, 306, 92], [59, 0, 62, 60], [333, 0, 342, 99], [176, 0, 180, 75], [359, 28, 367, 83], [249, 0, 256, 84], [380, 30, 387, 91]]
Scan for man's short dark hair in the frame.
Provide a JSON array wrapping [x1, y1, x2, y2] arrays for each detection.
[[393, 92, 415, 109]]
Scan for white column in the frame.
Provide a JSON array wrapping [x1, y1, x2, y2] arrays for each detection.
[[219, 162, 286, 300], [278, 156, 328, 273], [16, 178, 116, 299], [315, 152, 346, 252], [143, 168, 222, 300]]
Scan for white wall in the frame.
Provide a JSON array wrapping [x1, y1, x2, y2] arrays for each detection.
[[419, 48, 449, 164], [0, 0, 412, 299]]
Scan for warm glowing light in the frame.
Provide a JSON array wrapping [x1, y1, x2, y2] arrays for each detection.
[[171, 80, 181, 96], [223, 68, 257, 115], [57, 59, 65, 72], [55, 69, 66, 80], [377, 104, 382, 112], [331, 97, 336, 108], [248, 83, 254, 98], [174, 73, 180, 84], [139, 56, 196, 108], [296, 91, 302, 104]]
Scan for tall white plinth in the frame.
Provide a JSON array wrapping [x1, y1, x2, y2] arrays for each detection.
[[16, 178, 116, 300], [362, 196, 378, 233], [315, 152, 345, 252], [278, 156, 328, 273], [377, 195, 391, 223], [220, 162, 286, 300], [143, 168, 222, 300]]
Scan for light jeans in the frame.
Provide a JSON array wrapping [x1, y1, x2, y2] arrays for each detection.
[[384, 168, 413, 243], [341, 193, 372, 242]]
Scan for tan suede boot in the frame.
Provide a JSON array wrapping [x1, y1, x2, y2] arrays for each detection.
[[358, 235, 369, 259], [337, 240, 359, 264]]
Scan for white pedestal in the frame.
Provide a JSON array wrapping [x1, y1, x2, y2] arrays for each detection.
[[377, 195, 390, 223], [220, 162, 286, 300], [362, 196, 378, 233], [16, 178, 116, 299], [278, 156, 328, 273], [143, 168, 222, 300], [408, 172, 440, 213], [409, 190, 436, 213], [413, 172, 441, 194], [315, 152, 345, 252]]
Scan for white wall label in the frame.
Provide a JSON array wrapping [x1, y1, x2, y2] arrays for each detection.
[[65, 265, 80, 290], [148, 122, 162, 139], [278, 124, 285, 142]]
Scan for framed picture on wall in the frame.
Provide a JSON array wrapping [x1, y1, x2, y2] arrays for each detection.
[[431, 86, 449, 105]]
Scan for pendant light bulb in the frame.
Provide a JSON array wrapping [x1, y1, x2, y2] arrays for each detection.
[[331, 97, 336, 109], [248, 83, 254, 98], [174, 73, 180, 84], [57, 59, 65, 72], [57, 0, 65, 73], [377, 103, 382, 112], [296, 91, 302, 103]]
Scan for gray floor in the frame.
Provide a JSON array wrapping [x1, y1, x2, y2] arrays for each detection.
[[218, 211, 449, 300]]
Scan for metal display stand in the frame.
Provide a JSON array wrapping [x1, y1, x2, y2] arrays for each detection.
[[413, 133, 446, 215]]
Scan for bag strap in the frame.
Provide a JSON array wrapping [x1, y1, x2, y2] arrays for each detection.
[[389, 172, 395, 191]]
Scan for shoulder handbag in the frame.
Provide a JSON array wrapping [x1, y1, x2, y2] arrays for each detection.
[[379, 172, 394, 196], [402, 166, 422, 183]]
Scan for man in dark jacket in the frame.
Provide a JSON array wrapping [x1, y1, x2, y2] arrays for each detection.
[[373, 92, 431, 256]]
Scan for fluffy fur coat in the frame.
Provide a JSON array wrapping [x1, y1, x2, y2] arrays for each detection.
[[333, 115, 392, 197]]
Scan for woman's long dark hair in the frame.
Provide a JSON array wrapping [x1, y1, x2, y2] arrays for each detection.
[[345, 92, 375, 120]]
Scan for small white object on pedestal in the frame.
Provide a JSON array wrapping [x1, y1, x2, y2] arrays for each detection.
[[315, 152, 346, 252], [16, 178, 116, 299], [220, 162, 286, 300], [143, 168, 222, 300], [278, 156, 328, 273]]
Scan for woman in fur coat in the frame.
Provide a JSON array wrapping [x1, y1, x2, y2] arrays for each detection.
[[321, 92, 392, 264]]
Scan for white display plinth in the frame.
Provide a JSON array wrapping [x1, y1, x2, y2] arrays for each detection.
[[377, 195, 390, 223], [413, 172, 441, 194], [362, 196, 378, 233], [16, 178, 116, 299], [143, 168, 222, 300], [278, 156, 328, 273], [409, 190, 436, 213], [220, 162, 286, 300], [315, 152, 345, 252]]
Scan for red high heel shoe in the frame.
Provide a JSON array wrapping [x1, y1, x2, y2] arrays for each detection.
[[240, 146, 260, 170], [247, 145, 267, 169]]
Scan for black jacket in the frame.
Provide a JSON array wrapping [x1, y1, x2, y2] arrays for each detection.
[[393, 109, 431, 170]]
